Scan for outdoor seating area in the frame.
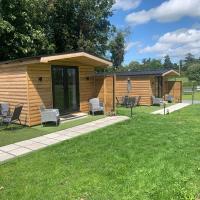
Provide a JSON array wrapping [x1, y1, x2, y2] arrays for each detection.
[[0, 103, 23, 127], [116, 96, 141, 108], [89, 98, 104, 115], [40, 105, 60, 126]]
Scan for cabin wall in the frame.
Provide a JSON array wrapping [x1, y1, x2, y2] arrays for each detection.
[[7, 64, 112, 126], [79, 66, 96, 112], [27, 64, 107, 126], [115, 76, 154, 105], [95, 75, 115, 113], [164, 81, 182, 103], [27, 64, 53, 126], [0, 65, 29, 125], [27, 64, 98, 126]]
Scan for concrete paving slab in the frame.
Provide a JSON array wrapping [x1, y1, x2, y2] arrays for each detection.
[[9, 147, 32, 156], [30, 136, 49, 142], [44, 133, 62, 139], [22, 142, 47, 151], [0, 152, 15, 162], [152, 103, 190, 115], [54, 135, 73, 141], [38, 138, 59, 145], [0, 144, 20, 152], [15, 140, 35, 146]]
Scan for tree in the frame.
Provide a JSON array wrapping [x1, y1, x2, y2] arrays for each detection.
[[141, 58, 162, 70], [163, 55, 173, 69], [182, 53, 195, 71], [0, 0, 115, 61], [109, 30, 125, 67], [185, 53, 195, 64], [0, 0, 54, 61], [187, 63, 200, 83], [128, 61, 141, 71], [49, 0, 114, 55]]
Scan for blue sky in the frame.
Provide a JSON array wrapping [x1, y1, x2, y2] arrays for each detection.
[[110, 0, 200, 64]]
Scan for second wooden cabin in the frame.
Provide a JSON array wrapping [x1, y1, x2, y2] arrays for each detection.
[[96, 69, 182, 106]]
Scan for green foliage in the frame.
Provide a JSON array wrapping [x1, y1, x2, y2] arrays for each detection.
[[127, 60, 141, 71], [109, 30, 125, 67], [0, 0, 54, 61], [0, 0, 115, 61], [182, 53, 199, 72], [187, 63, 200, 83], [163, 55, 173, 69], [142, 58, 163, 69], [49, 0, 114, 55]]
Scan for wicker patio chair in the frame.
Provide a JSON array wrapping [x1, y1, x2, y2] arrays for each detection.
[[89, 98, 104, 115]]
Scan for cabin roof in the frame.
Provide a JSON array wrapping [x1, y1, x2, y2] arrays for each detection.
[[116, 69, 179, 76], [97, 69, 180, 77], [0, 51, 112, 67]]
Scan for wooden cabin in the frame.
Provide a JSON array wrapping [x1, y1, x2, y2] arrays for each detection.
[[0, 52, 114, 126], [95, 69, 182, 106], [113, 69, 182, 105]]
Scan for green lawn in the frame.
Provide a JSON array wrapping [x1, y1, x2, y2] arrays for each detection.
[[183, 92, 200, 101], [0, 115, 104, 147], [1, 105, 200, 199]]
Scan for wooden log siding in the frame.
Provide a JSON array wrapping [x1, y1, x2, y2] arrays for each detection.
[[0, 65, 29, 125], [27, 64, 53, 126], [79, 66, 96, 112], [164, 81, 182, 103], [94, 75, 115, 113], [115, 76, 154, 105], [27, 65, 98, 126]]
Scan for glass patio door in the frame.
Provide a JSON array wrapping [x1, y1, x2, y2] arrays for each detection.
[[52, 66, 80, 114]]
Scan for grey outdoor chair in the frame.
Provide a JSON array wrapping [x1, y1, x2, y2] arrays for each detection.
[[40, 105, 60, 126], [165, 95, 174, 103], [122, 96, 129, 107], [2, 104, 23, 126], [152, 96, 164, 106], [0, 103, 9, 117], [89, 98, 104, 115]]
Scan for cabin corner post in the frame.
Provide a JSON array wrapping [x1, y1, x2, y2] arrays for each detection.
[[25, 66, 31, 126], [113, 73, 116, 112]]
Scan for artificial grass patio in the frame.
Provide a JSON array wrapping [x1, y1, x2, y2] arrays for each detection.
[[0, 115, 104, 147], [1, 105, 200, 199]]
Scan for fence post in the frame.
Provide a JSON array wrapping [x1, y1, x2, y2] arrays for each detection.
[[192, 81, 195, 105], [164, 103, 166, 115]]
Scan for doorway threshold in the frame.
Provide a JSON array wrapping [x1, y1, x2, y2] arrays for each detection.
[[60, 112, 88, 124]]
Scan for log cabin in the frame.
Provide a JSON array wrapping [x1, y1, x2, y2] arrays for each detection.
[[0, 52, 114, 126], [96, 69, 182, 106]]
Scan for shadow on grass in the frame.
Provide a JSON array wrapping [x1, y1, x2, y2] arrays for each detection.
[[0, 123, 26, 132]]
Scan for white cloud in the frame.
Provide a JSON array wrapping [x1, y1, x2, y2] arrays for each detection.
[[112, 0, 142, 11], [126, 0, 200, 25], [125, 41, 141, 51], [140, 28, 200, 59]]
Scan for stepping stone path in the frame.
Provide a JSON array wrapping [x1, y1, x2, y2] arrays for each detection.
[[0, 116, 129, 163], [152, 103, 190, 115]]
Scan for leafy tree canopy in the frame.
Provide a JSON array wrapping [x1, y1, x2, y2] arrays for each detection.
[[0, 0, 115, 61], [0, 0, 54, 61], [163, 55, 173, 69], [187, 63, 200, 83], [109, 30, 125, 67]]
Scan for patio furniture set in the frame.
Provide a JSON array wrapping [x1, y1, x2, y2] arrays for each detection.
[[116, 96, 141, 108], [116, 95, 174, 107], [0, 98, 104, 127], [152, 95, 174, 106], [0, 95, 174, 127], [0, 103, 23, 126]]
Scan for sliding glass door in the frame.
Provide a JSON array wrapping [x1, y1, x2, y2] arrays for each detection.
[[52, 66, 80, 114]]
